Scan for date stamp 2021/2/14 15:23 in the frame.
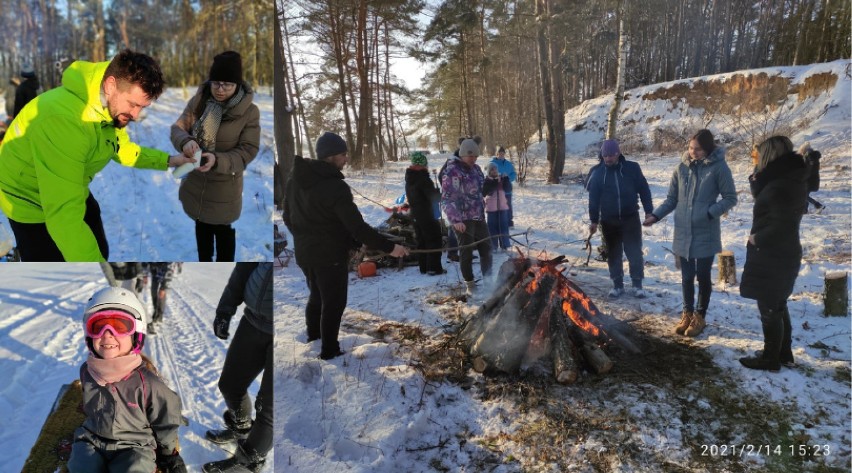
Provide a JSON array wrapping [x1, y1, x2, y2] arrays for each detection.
[[700, 443, 831, 458]]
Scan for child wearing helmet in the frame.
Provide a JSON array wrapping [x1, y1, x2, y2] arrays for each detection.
[[67, 286, 188, 473]]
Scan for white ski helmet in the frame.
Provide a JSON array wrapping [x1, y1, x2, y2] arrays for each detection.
[[83, 287, 147, 352]]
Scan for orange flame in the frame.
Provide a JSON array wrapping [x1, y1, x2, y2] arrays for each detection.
[[523, 261, 602, 337]]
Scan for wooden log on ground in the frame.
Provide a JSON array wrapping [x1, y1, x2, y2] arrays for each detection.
[[549, 303, 579, 384], [717, 250, 737, 285], [824, 271, 849, 316], [580, 341, 613, 374], [471, 275, 555, 373]]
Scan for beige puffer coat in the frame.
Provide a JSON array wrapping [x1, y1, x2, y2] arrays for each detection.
[[170, 82, 260, 225]]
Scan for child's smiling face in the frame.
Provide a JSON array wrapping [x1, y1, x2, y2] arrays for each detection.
[[92, 330, 133, 359]]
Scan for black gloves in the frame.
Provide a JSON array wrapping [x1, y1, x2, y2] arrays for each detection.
[[213, 312, 231, 340], [156, 450, 188, 473]]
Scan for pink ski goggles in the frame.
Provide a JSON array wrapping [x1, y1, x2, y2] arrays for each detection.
[[85, 310, 137, 339]]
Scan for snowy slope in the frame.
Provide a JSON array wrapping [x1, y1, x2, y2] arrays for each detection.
[[539, 59, 851, 160], [275, 62, 851, 472], [0, 263, 271, 472], [0, 86, 275, 261]]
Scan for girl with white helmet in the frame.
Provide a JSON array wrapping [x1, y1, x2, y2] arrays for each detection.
[[67, 286, 187, 473]]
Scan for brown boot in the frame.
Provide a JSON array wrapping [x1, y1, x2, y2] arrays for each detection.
[[684, 310, 706, 337], [675, 310, 693, 335]]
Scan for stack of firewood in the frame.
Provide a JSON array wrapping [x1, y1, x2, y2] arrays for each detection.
[[458, 256, 638, 384]]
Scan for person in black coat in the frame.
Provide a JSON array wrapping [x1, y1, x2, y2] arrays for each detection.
[[405, 152, 444, 275], [739, 136, 809, 372], [13, 68, 39, 117], [283, 132, 409, 360]]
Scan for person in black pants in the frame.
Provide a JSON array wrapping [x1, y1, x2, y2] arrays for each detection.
[[405, 151, 444, 275], [205, 262, 273, 472], [586, 139, 653, 298], [739, 136, 809, 371], [284, 132, 408, 360]]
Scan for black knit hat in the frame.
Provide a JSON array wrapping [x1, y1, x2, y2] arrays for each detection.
[[209, 51, 242, 84], [316, 132, 348, 160]]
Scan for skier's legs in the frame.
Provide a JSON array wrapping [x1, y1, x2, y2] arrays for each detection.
[[149, 277, 161, 321], [245, 339, 273, 456], [412, 219, 429, 273], [218, 317, 267, 422], [195, 221, 215, 261]]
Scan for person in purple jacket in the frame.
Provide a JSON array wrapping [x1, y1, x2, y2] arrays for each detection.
[[441, 138, 492, 293]]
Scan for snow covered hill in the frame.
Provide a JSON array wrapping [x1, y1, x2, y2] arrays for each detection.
[[0, 263, 271, 472], [0, 86, 275, 261], [542, 59, 851, 162], [275, 61, 851, 472]]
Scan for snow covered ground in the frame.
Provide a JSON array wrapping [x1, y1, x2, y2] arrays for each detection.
[[275, 61, 851, 472], [0, 263, 271, 472], [0, 86, 275, 261]]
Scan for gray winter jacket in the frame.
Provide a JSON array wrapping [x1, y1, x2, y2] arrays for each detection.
[[651, 147, 738, 259], [217, 262, 273, 335], [75, 364, 183, 456]]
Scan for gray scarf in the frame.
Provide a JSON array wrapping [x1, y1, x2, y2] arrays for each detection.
[[192, 84, 246, 152]]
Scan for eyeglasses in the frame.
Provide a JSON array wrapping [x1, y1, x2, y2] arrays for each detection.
[[86, 310, 137, 338], [211, 81, 237, 91]]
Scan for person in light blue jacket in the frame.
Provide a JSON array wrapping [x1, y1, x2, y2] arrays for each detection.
[[489, 146, 517, 227], [644, 129, 737, 338]]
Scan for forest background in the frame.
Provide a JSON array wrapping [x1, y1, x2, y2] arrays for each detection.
[[276, 0, 850, 185], [0, 0, 274, 93]]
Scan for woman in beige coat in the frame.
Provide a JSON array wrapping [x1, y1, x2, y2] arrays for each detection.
[[171, 51, 260, 261]]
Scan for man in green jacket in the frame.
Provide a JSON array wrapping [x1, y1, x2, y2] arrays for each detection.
[[0, 50, 203, 261]]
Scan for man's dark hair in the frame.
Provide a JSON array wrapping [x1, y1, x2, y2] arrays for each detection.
[[103, 49, 165, 99]]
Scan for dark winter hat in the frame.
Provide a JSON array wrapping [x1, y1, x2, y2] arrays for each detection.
[[411, 152, 428, 167], [316, 132, 348, 160], [20, 62, 35, 79], [497, 146, 506, 154], [209, 51, 243, 84], [600, 139, 620, 157], [691, 129, 716, 155], [459, 138, 480, 157]]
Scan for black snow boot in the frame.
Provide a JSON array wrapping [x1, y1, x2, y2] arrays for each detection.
[[206, 409, 252, 444], [202, 441, 266, 473], [740, 306, 783, 372]]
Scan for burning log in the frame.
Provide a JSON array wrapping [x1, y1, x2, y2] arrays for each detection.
[[549, 303, 579, 384], [460, 256, 635, 382]]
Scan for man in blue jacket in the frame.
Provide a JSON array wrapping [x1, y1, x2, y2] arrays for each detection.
[[586, 139, 652, 298]]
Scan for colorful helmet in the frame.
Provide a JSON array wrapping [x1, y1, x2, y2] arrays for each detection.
[[83, 287, 147, 353]]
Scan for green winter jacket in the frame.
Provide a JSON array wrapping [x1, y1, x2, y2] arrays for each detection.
[[0, 60, 169, 261]]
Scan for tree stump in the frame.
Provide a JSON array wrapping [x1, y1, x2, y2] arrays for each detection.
[[823, 272, 848, 316], [717, 250, 737, 285]]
